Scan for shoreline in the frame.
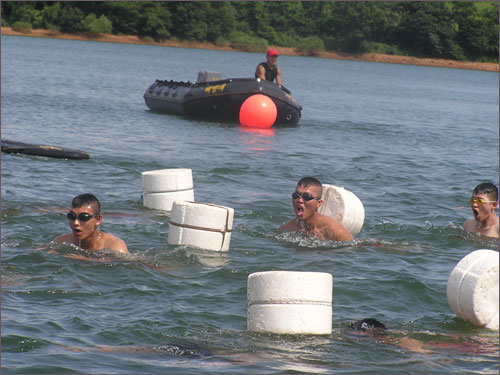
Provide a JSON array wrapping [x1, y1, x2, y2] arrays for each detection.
[[2, 27, 498, 72]]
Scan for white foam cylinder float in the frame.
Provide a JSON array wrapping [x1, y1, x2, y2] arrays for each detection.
[[141, 168, 194, 211], [447, 249, 499, 331], [142, 191, 194, 212], [318, 184, 364, 237], [168, 201, 234, 251], [247, 271, 333, 335]]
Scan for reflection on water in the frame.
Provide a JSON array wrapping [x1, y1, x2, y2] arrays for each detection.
[[238, 126, 276, 152], [185, 248, 230, 268]]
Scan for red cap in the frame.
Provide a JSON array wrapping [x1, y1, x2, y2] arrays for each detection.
[[267, 48, 279, 57]]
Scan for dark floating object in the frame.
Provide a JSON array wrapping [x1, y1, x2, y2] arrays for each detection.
[[144, 71, 302, 125], [1, 139, 90, 160]]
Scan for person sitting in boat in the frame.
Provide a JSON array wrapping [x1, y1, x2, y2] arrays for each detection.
[[54, 193, 129, 254], [255, 48, 282, 85], [278, 177, 353, 241], [463, 182, 499, 238]]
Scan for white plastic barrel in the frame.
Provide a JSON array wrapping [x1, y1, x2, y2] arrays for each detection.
[[447, 249, 499, 331], [319, 184, 364, 237], [168, 201, 234, 251], [141, 168, 194, 211], [247, 271, 333, 335]]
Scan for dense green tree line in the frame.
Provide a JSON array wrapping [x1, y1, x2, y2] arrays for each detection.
[[2, 1, 498, 62]]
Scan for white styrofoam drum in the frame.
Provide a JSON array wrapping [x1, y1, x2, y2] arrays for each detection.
[[247, 271, 333, 335], [142, 190, 194, 211], [168, 201, 234, 252], [319, 184, 364, 237], [248, 271, 332, 304], [141, 168, 193, 194], [447, 249, 499, 331], [248, 304, 332, 335]]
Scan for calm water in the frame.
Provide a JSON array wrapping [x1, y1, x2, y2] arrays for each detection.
[[2, 35, 499, 374]]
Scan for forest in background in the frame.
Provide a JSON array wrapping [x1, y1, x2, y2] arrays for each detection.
[[2, 1, 498, 62]]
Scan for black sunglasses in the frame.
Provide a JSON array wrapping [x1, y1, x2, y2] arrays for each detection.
[[292, 192, 320, 201], [67, 211, 100, 222]]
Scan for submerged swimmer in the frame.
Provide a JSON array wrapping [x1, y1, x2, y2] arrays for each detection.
[[463, 182, 499, 238], [278, 177, 353, 241], [346, 318, 497, 355], [89, 342, 213, 357], [53, 193, 129, 255]]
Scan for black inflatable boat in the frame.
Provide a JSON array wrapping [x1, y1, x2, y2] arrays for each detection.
[[1, 139, 90, 160], [144, 71, 302, 125]]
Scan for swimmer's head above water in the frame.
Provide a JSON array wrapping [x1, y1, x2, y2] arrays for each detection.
[[348, 318, 387, 332]]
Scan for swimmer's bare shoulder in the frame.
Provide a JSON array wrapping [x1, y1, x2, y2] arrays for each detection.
[[320, 215, 354, 241], [277, 219, 299, 232], [463, 219, 476, 232], [53, 233, 74, 244], [101, 232, 129, 254], [463, 218, 499, 238]]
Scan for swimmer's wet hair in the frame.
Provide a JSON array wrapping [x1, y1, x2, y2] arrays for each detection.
[[297, 177, 323, 196], [72, 193, 101, 213], [297, 177, 322, 187], [348, 318, 387, 332], [473, 182, 499, 201]]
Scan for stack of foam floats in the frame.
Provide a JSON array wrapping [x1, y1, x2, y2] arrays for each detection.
[[141, 168, 233, 252]]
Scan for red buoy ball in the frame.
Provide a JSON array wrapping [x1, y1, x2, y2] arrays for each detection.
[[239, 94, 277, 128]]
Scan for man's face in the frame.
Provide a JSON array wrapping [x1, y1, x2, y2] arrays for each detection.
[[470, 193, 497, 222], [266, 54, 278, 66], [292, 185, 322, 221], [67, 204, 101, 241]]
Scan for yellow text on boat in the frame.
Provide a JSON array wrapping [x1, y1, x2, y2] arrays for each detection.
[[204, 83, 227, 94]]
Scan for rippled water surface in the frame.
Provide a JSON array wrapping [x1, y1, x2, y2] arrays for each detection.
[[2, 35, 499, 374]]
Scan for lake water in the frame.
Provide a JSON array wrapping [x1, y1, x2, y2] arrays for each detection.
[[1, 35, 499, 374]]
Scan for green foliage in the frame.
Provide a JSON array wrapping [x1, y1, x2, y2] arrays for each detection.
[[396, 2, 459, 59], [361, 42, 403, 56], [214, 37, 231, 47], [453, 2, 498, 61], [12, 21, 32, 33], [1, 1, 498, 62], [83, 13, 112, 37], [100, 2, 142, 35], [141, 36, 155, 44], [229, 31, 268, 53], [274, 33, 302, 48], [41, 2, 60, 31], [140, 3, 171, 41], [57, 4, 85, 33], [296, 36, 325, 56]]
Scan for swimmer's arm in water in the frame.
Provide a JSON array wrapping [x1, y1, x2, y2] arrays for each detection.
[[395, 337, 432, 354], [61, 343, 261, 365]]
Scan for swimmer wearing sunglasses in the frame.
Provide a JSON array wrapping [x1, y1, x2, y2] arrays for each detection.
[[278, 177, 353, 241], [53, 193, 129, 253], [463, 182, 499, 238]]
